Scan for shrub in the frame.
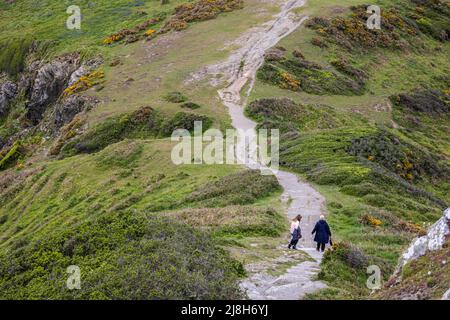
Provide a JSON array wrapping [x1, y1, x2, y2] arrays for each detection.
[[0, 141, 23, 170], [257, 57, 364, 95], [390, 89, 449, 115], [180, 102, 201, 109], [64, 70, 105, 96], [161, 0, 244, 33], [164, 91, 187, 103], [347, 129, 448, 182], [0, 212, 245, 299], [61, 106, 162, 156], [185, 169, 281, 207], [160, 112, 212, 136], [360, 213, 383, 227], [329, 242, 369, 269]]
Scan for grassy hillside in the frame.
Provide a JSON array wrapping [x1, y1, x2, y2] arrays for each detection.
[[0, 139, 286, 298], [0, 0, 448, 300], [248, 0, 449, 299]]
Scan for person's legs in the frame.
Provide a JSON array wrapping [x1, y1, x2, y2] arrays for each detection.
[[288, 237, 296, 249], [292, 239, 299, 249], [316, 242, 320, 251], [320, 243, 326, 252]]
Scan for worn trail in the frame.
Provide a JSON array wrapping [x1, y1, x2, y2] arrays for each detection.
[[202, 0, 327, 299]]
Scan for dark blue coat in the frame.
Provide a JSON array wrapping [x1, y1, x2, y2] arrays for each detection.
[[312, 220, 331, 244], [292, 227, 302, 241]]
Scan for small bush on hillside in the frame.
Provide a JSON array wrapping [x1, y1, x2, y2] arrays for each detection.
[[326, 242, 369, 269], [181, 102, 201, 109], [164, 91, 187, 103], [390, 89, 449, 115], [330, 58, 366, 85], [347, 129, 448, 182], [61, 106, 162, 156], [0, 141, 24, 170], [160, 112, 212, 136], [185, 170, 281, 207], [60, 107, 212, 156], [360, 213, 383, 227], [161, 0, 244, 33]]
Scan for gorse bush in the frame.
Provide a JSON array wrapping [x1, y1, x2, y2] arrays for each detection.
[[161, 0, 244, 33], [181, 102, 201, 110], [391, 89, 449, 115], [306, 1, 449, 52], [347, 129, 448, 182], [258, 56, 365, 95], [160, 112, 212, 136], [0, 141, 23, 170]]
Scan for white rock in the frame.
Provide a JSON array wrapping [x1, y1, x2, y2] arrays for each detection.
[[400, 208, 449, 267]]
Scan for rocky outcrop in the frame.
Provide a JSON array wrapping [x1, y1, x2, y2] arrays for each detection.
[[399, 208, 449, 267], [68, 57, 104, 87], [25, 53, 80, 125], [0, 81, 18, 117], [53, 95, 99, 130]]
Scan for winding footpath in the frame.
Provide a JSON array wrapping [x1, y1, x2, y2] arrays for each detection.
[[203, 0, 328, 299]]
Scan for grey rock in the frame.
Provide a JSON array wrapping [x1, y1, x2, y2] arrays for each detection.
[[0, 81, 18, 117], [67, 57, 104, 87], [54, 95, 98, 129], [25, 54, 80, 125]]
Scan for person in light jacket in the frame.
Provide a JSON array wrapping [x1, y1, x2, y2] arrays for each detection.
[[312, 215, 331, 252], [288, 214, 302, 250]]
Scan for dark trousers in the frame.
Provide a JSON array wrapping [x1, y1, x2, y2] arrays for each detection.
[[289, 239, 299, 248], [316, 242, 326, 252]]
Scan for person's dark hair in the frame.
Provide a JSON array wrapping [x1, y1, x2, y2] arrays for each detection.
[[293, 214, 302, 221]]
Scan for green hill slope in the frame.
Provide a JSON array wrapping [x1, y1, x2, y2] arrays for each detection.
[[0, 0, 448, 300]]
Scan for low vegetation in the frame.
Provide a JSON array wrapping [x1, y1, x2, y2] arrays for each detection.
[[60, 106, 212, 156], [258, 56, 366, 95], [0, 140, 284, 299]]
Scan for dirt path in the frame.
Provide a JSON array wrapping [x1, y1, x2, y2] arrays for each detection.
[[193, 0, 327, 300]]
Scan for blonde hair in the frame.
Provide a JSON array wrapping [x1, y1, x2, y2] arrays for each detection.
[[319, 215, 325, 220]]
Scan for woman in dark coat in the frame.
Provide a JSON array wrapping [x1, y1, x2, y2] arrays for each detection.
[[311, 215, 331, 252]]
